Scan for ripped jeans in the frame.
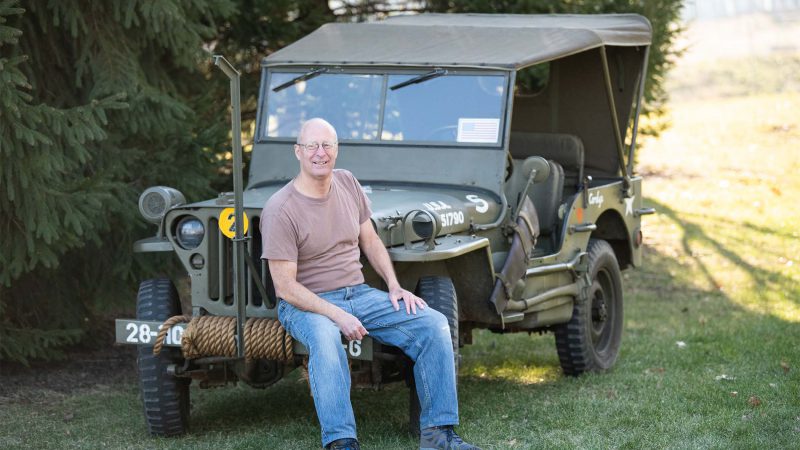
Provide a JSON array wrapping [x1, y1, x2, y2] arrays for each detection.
[[278, 283, 459, 446]]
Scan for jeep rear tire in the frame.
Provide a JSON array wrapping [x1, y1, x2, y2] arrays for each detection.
[[136, 278, 190, 436], [555, 239, 623, 376], [408, 276, 459, 436]]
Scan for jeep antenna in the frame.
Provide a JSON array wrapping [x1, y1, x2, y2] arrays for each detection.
[[213, 55, 247, 359]]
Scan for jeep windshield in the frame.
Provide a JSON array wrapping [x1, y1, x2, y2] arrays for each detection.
[[264, 70, 506, 145]]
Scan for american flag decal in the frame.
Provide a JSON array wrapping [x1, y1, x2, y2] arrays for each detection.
[[457, 118, 500, 143]]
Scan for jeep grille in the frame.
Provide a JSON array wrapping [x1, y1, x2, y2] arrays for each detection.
[[206, 215, 277, 309]]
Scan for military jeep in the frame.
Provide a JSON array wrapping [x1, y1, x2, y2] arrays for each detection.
[[117, 13, 655, 436]]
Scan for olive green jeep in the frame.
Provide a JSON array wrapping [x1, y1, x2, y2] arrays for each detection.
[[117, 13, 655, 436]]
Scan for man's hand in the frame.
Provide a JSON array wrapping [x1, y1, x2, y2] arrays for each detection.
[[389, 286, 427, 315], [334, 310, 369, 341]]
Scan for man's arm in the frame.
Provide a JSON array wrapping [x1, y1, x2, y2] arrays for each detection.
[[358, 220, 426, 314], [269, 259, 368, 341]]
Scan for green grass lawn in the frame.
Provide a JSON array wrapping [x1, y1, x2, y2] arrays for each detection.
[[3, 60, 800, 450]]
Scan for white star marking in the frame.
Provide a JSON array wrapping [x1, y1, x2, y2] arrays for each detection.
[[624, 196, 635, 216]]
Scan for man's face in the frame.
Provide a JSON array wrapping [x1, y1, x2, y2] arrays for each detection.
[[295, 123, 338, 181]]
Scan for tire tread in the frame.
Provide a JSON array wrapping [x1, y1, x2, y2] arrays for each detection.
[[408, 276, 459, 436], [554, 239, 623, 376]]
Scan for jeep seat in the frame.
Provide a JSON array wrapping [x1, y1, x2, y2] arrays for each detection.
[[528, 160, 565, 255], [509, 132, 585, 194]]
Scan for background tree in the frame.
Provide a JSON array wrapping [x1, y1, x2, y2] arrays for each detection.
[[0, 0, 235, 363]]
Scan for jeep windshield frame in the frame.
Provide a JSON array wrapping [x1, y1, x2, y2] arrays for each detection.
[[257, 67, 510, 147]]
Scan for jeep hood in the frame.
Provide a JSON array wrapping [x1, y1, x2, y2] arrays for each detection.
[[175, 183, 502, 242], [360, 183, 502, 240]]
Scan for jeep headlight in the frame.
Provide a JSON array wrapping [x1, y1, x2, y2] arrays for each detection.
[[175, 216, 205, 250], [139, 186, 186, 223]]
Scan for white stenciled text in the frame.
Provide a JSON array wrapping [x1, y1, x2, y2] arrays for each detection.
[[465, 194, 489, 214], [125, 322, 184, 346], [343, 340, 361, 357], [589, 191, 604, 208], [440, 211, 465, 227], [423, 201, 452, 211]]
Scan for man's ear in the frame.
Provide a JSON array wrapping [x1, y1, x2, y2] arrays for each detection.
[[294, 144, 301, 161]]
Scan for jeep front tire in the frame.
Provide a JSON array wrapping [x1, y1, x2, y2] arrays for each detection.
[[555, 239, 624, 376], [408, 276, 459, 435], [136, 278, 190, 436]]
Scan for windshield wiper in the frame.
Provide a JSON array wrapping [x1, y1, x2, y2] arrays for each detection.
[[272, 68, 329, 92], [389, 68, 448, 90]]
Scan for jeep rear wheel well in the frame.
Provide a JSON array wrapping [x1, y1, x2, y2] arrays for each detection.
[[591, 210, 632, 270]]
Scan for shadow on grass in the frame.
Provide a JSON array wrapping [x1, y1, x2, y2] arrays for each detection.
[[186, 372, 417, 444], [646, 198, 799, 311], [100, 202, 800, 447], [189, 377, 315, 434], [176, 199, 800, 441]]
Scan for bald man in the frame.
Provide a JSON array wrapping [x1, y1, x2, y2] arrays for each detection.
[[261, 118, 480, 450]]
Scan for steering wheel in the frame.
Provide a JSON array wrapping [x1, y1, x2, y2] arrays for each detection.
[[424, 125, 458, 141]]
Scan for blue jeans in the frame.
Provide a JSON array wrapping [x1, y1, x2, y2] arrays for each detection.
[[277, 284, 459, 446]]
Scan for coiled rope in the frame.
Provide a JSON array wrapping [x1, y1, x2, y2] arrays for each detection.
[[153, 315, 294, 362]]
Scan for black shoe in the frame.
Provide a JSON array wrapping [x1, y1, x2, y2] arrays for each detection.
[[419, 425, 482, 450], [325, 438, 361, 450]]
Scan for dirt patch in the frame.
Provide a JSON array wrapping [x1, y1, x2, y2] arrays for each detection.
[[0, 344, 138, 405]]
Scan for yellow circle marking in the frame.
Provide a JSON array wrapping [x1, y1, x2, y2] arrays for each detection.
[[219, 207, 249, 239]]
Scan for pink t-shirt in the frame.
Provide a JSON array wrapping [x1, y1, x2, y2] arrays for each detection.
[[260, 170, 372, 293]]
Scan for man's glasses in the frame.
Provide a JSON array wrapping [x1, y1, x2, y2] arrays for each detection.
[[297, 141, 337, 152]]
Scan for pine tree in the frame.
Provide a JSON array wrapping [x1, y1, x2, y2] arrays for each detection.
[[0, 0, 234, 363]]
